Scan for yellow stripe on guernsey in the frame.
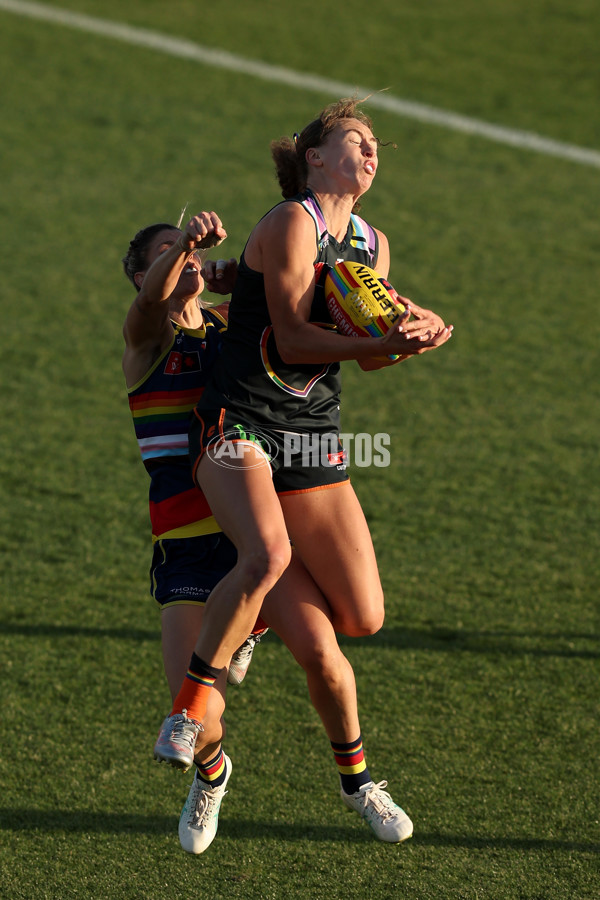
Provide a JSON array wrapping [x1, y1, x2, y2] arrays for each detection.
[[152, 515, 221, 543], [127, 312, 228, 542]]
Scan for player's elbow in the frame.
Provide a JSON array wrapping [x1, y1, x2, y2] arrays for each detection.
[[274, 332, 305, 365], [278, 347, 303, 365]]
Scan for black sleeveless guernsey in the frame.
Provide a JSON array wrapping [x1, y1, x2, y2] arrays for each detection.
[[198, 189, 379, 433]]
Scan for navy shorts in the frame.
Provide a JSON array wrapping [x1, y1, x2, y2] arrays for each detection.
[[189, 407, 350, 495], [150, 532, 237, 607]]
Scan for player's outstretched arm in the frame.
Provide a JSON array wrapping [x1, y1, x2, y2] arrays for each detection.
[[122, 212, 228, 388], [124, 212, 227, 350]]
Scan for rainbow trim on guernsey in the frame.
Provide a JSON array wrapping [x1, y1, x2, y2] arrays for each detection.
[[127, 313, 226, 540], [300, 189, 377, 259], [129, 386, 200, 462], [259, 325, 331, 398]]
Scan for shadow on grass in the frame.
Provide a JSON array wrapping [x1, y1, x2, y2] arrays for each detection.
[[0, 809, 597, 853], [0, 808, 367, 843], [1, 621, 598, 659], [340, 627, 600, 660], [0, 621, 158, 642]]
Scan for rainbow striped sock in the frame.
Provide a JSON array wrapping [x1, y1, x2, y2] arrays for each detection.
[[196, 746, 227, 787], [331, 735, 371, 795], [170, 653, 222, 723]]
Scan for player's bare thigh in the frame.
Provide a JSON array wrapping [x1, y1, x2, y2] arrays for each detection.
[[279, 482, 384, 637], [197, 446, 290, 566], [193, 447, 291, 666]]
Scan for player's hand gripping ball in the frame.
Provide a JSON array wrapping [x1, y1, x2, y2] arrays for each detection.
[[325, 261, 407, 340]]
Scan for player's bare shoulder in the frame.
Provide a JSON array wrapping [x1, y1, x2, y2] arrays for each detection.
[[259, 198, 314, 241], [248, 200, 315, 270]]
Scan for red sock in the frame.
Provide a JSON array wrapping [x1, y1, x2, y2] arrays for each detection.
[[251, 615, 268, 635]]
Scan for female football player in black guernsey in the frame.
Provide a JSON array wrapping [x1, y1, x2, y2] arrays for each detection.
[[157, 99, 453, 801]]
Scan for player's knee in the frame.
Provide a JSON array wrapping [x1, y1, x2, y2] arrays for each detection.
[[335, 604, 385, 637], [302, 641, 347, 685], [238, 541, 291, 594]]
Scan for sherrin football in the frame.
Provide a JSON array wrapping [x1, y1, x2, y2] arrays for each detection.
[[325, 261, 407, 339]]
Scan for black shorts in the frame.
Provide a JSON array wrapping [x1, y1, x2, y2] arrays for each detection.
[[189, 407, 349, 495], [150, 533, 237, 607]]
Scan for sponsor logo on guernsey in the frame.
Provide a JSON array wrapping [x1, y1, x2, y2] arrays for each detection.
[[164, 350, 202, 375], [327, 449, 347, 467]]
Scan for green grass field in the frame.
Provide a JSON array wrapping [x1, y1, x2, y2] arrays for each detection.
[[0, 1, 599, 898]]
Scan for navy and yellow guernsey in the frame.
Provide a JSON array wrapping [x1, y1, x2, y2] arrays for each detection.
[[199, 189, 379, 433], [128, 308, 227, 542]]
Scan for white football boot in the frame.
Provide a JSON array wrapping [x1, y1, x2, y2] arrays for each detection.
[[341, 780, 413, 843], [179, 754, 232, 854]]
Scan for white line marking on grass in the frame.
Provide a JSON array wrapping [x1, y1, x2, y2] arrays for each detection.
[[2, 0, 600, 169]]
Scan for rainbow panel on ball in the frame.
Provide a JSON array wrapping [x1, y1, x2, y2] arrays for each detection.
[[324, 261, 406, 339]]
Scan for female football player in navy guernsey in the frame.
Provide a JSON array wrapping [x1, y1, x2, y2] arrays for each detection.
[[124, 209, 414, 851], [157, 100, 454, 836]]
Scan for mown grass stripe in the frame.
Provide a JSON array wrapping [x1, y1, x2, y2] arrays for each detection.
[[1, 0, 599, 169]]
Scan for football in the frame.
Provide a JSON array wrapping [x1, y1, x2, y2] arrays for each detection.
[[325, 261, 407, 339]]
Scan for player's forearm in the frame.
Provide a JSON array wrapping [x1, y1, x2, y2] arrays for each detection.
[[275, 320, 388, 365], [138, 241, 193, 307]]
